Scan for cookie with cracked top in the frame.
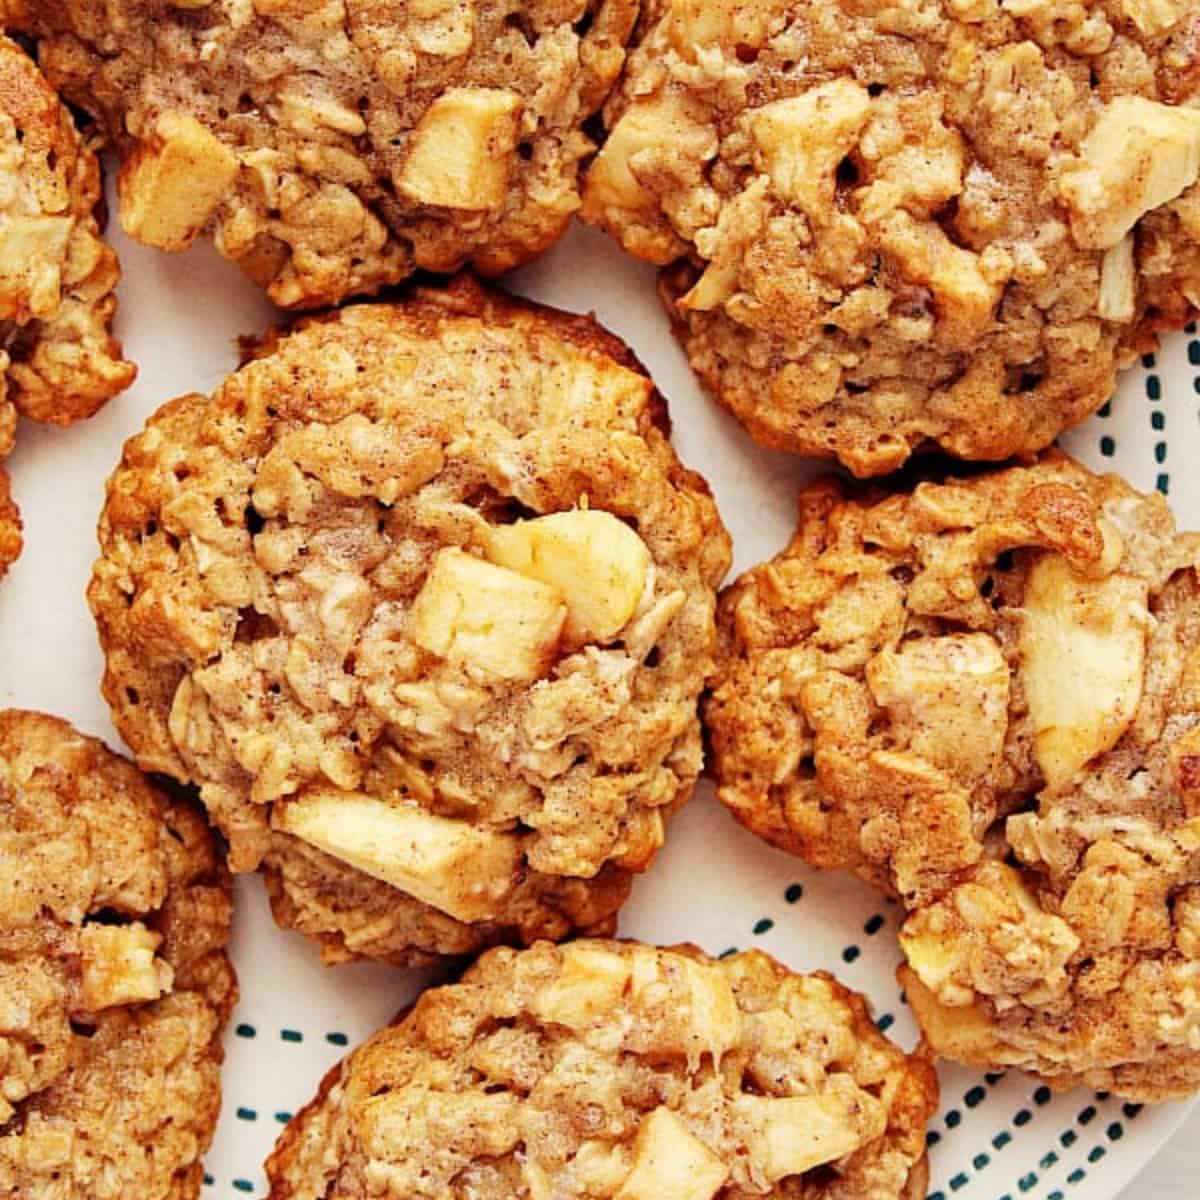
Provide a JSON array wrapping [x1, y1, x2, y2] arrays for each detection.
[[706, 452, 1200, 1099]]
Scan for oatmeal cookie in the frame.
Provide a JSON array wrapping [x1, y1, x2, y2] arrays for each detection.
[[0, 470, 18, 579], [582, 0, 1200, 476], [0, 710, 236, 1199], [707, 452, 1200, 1099], [89, 276, 731, 967], [265, 939, 937, 1199], [0, 34, 134, 577], [9, 0, 637, 310]]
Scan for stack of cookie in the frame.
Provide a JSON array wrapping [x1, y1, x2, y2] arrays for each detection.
[[1, 0, 1199, 1195]]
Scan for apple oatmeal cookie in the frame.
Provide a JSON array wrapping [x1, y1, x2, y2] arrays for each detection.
[[89, 276, 731, 967], [0, 710, 236, 1199], [582, 0, 1200, 476], [264, 939, 937, 1200], [706, 453, 1200, 1099], [8, 0, 638, 310], [0, 470, 18, 579], [0, 34, 134, 578]]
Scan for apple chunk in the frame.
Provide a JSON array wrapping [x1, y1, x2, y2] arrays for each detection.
[[733, 1081, 885, 1181], [397, 88, 522, 211], [276, 789, 522, 922], [78, 923, 174, 1012], [119, 111, 238, 251], [615, 1107, 728, 1200], [532, 943, 632, 1029], [486, 510, 651, 645], [409, 548, 566, 681], [1059, 96, 1200, 249], [1019, 554, 1149, 789]]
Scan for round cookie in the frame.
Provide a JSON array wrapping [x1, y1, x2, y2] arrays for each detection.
[[582, 0, 1200, 476], [706, 452, 1200, 1099], [0, 710, 236, 1199], [89, 276, 731, 966], [0, 34, 135, 578], [264, 938, 937, 1199], [11, 0, 638, 310]]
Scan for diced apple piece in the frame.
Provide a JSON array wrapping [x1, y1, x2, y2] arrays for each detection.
[[397, 88, 522, 211], [521, 1159, 553, 1200], [1020, 554, 1150, 789], [874, 210, 1001, 342], [533, 943, 631, 1029], [680, 958, 742, 1062], [1098, 234, 1136, 321], [276, 789, 522, 922], [1059, 96, 1200, 249], [679, 259, 740, 311], [409, 548, 566, 681], [733, 1080, 885, 1181], [486, 510, 651, 646], [666, 0, 792, 46], [78, 923, 174, 1012], [119, 112, 238, 252], [1121, 0, 1189, 38], [582, 96, 716, 259], [615, 1107, 728, 1200], [899, 920, 967, 996], [628, 953, 743, 1061], [0, 216, 71, 321], [866, 632, 1010, 782], [360, 1086, 521, 1162], [901, 863, 1080, 1007], [584, 105, 663, 210], [898, 969, 1010, 1063], [751, 80, 872, 218]]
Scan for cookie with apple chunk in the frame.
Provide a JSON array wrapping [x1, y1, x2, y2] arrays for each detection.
[[89, 275, 731, 966], [0, 33, 135, 580], [264, 939, 936, 1200], [582, 0, 1200, 476], [10, 0, 637, 309], [0, 711, 235, 1199], [706, 452, 1200, 1100]]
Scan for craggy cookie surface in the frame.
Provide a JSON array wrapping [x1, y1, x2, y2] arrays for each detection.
[[707, 454, 1200, 1099], [11, 0, 637, 309], [0, 710, 236, 1199], [265, 939, 937, 1199], [90, 277, 730, 966], [583, 0, 1200, 476], [0, 34, 134, 577]]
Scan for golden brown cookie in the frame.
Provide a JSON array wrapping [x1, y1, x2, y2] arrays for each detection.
[[582, 0, 1200, 476], [706, 453, 1200, 1099], [11, 0, 638, 309], [0, 468, 18, 578], [89, 276, 731, 966], [0, 710, 236, 1199], [264, 939, 937, 1200], [0, 34, 135, 578]]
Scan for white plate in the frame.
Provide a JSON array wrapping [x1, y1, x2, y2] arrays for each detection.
[[1, 209, 1195, 1200]]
